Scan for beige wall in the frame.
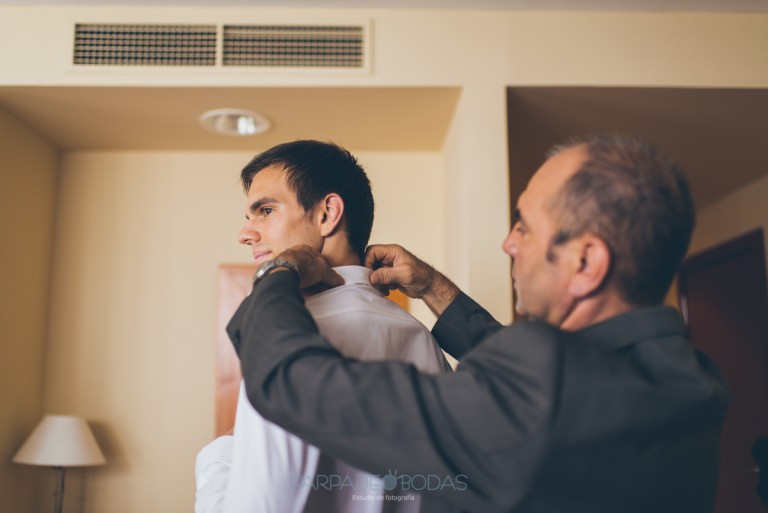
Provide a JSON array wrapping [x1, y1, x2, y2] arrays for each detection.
[[690, 173, 768, 262], [0, 106, 58, 513], [672, 173, 768, 322], [1, 6, 768, 513], [362, 152, 446, 326]]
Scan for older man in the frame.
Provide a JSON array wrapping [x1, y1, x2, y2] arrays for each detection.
[[228, 134, 729, 513]]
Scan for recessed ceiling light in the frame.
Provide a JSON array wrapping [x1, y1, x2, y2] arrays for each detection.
[[199, 108, 271, 136]]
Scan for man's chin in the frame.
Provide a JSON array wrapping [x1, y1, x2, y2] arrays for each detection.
[[514, 300, 531, 321], [254, 254, 273, 265]]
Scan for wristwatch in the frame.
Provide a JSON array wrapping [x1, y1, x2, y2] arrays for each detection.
[[253, 258, 299, 284]]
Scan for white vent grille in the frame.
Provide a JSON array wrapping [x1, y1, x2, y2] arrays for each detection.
[[222, 25, 365, 68], [73, 24, 217, 66]]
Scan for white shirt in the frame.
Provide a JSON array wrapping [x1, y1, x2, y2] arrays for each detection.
[[195, 266, 451, 513]]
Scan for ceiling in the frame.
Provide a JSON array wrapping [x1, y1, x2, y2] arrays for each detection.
[[4, 85, 766, 211], [507, 87, 768, 209], [0, 86, 460, 152], [0, 0, 766, 12], [1, 2, 766, 211]]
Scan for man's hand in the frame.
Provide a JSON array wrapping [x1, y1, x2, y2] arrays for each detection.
[[364, 244, 459, 317], [364, 244, 435, 298], [276, 245, 344, 291]]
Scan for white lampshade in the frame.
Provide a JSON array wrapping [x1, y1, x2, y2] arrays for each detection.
[[13, 415, 106, 467]]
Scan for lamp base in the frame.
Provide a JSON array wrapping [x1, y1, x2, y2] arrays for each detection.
[[52, 466, 66, 513]]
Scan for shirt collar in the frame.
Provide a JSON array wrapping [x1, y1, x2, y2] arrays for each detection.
[[332, 265, 373, 286]]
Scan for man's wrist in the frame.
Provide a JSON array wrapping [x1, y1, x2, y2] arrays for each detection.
[[253, 258, 299, 284], [422, 273, 460, 317]]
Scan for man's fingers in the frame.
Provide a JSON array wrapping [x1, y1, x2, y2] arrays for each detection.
[[369, 266, 396, 287], [280, 245, 344, 291], [369, 268, 398, 296], [303, 267, 344, 293], [364, 244, 401, 270], [324, 268, 344, 288]]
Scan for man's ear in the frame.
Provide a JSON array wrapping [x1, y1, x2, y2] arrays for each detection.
[[317, 193, 345, 237], [566, 235, 612, 299]]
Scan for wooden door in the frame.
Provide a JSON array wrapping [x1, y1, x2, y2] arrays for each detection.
[[678, 228, 768, 513], [214, 264, 256, 436]]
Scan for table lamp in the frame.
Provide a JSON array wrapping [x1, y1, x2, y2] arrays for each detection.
[[13, 415, 106, 513]]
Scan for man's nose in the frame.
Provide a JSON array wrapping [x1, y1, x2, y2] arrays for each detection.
[[502, 229, 518, 257], [237, 222, 258, 245]]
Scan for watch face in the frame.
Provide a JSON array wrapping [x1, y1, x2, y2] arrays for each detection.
[[254, 259, 297, 281], [255, 260, 275, 279]]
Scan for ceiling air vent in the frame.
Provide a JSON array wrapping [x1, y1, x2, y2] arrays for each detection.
[[222, 25, 365, 68], [73, 24, 217, 66]]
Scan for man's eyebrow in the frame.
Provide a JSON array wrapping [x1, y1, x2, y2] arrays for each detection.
[[247, 197, 278, 214]]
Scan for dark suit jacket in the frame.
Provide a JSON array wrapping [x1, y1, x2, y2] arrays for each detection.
[[228, 271, 729, 513]]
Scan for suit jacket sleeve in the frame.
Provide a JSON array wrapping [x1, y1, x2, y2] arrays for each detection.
[[228, 271, 561, 513], [431, 291, 504, 359]]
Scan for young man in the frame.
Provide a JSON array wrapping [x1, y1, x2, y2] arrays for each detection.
[[228, 135, 730, 513], [195, 140, 450, 513]]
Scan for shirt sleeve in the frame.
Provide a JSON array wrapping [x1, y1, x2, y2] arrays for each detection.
[[220, 383, 319, 513], [228, 272, 562, 513], [195, 436, 234, 513]]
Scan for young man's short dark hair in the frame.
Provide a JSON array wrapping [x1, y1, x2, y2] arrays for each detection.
[[241, 140, 374, 260]]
